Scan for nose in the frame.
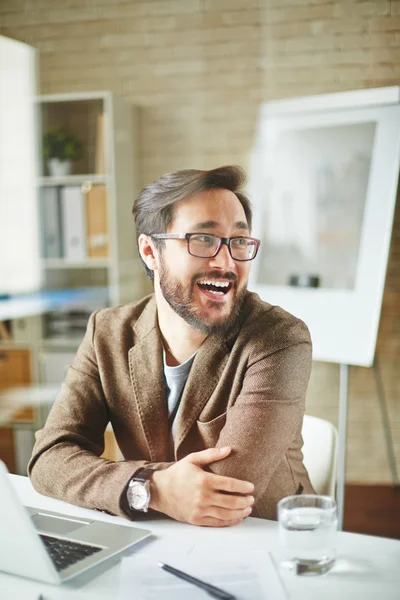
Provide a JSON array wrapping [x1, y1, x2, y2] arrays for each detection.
[[208, 241, 236, 270]]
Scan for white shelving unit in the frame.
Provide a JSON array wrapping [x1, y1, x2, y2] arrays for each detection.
[[37, 91, 146, 308], [35, 90, 150, 375], [0, 91, 150, 473]]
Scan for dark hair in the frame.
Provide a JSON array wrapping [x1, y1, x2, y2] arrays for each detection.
[[132, 165, 253, 279]]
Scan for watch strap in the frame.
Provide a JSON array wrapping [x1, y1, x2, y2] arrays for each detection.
[[132, 467, 155, 483]]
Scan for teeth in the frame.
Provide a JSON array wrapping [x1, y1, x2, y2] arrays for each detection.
[[198, 280, 230, 287]]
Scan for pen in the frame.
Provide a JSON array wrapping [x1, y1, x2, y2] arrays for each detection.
[[158, 562, 236, 600]]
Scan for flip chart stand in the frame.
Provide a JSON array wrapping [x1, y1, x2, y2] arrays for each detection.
[[337, 364, 349, 531], [336, 360, 399, 531], [374, 358, 399, 488]]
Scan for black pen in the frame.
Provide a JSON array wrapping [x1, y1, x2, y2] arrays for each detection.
[[158, 562, 236, 600]]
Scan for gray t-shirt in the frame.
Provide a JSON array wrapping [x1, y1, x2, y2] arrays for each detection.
[[163, 349, 197, 443]]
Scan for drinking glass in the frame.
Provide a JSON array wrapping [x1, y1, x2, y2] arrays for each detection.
[[277, 495, 337, 576]]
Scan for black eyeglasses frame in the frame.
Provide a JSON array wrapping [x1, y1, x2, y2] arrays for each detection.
[[150, 232, 260, 262]]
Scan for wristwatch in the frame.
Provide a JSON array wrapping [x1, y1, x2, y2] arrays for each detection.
[[126, 468, 155, 512]]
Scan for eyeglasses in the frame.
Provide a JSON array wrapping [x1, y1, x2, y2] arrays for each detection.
[[151, 233, 260, 261]]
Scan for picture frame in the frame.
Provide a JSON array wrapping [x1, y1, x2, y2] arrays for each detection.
[[248, 87, 400, 367]]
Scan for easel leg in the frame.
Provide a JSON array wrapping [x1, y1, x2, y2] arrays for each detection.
[[373, 357, 399, 488], [337, 363, 349, 531]]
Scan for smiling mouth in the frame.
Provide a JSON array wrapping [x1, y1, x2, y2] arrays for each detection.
[[196, 280, 233, 296]]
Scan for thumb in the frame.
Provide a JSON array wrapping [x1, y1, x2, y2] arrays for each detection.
[[186, 446, 231, 467]]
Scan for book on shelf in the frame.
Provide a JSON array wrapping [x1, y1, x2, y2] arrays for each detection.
[[85, 184, 109, 258], [40, 187, 62, 259], [95, 112, 105, 175], [60, 186, 87, 261], [40, 183, 109, 263]]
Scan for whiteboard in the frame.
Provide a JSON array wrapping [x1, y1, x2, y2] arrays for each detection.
[[0, 36, 41, 295], [248, 88, 400, 367]]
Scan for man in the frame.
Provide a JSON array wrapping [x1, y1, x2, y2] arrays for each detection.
[[28, 165, 314, 527]]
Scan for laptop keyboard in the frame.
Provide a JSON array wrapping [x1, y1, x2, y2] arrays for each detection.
[[39, 534, 102, 572]]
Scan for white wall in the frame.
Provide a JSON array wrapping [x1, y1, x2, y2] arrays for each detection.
[[0, 35, 41, 295]]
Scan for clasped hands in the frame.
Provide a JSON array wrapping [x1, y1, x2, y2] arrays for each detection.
[[149, 446, 255, 527]]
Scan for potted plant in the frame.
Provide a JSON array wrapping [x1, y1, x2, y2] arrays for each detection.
[[43, 126, 83, 176]]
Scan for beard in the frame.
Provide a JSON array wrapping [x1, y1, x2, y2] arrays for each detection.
[[158, 257, 247, 335]]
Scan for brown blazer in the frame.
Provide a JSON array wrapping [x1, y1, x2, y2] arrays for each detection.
[[28, 291, 314, 520]]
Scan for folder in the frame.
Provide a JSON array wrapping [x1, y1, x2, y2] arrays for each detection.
[[95, 113, 105, 174], [85, 184, 109, 258], [41, 187, 62, 258], [60, 186, 87, 261]]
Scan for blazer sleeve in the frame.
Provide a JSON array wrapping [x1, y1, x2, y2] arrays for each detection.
[[206, 318, 312, 504], [28, 312, 171, 519]]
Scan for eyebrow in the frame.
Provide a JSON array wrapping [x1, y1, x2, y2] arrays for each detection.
[[192, 220, 249, 231]]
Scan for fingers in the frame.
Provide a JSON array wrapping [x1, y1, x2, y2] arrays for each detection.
[[199, 517, 244, 528], [211, 492, 254, 511], [210, 473, 254, 495], [187, 489, 254, 526], [161, 448, 256, 528], [186, 446, 231, 467], [188, 502, 252, 525], [205, 505, 253, 521]]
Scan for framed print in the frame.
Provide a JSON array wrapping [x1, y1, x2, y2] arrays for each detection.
[[248, 87, 400, 366]]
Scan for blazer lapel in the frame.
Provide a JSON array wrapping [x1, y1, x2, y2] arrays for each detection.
[[174, 333, 230, 454], [128, 298, 169, 462]]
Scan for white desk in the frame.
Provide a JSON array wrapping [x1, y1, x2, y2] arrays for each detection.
[[3, 475, 400, 600]]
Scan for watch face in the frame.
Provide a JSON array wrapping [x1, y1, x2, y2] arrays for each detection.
[[128, 481, 149, 511]]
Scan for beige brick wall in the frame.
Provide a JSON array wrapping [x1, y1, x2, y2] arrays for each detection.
[[1, 0, 399, 484]]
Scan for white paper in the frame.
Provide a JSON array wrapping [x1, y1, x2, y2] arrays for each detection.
[[119, 550, 288, 600]]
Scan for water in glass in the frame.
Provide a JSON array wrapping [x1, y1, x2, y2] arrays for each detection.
[[278, 496, 337, 576]]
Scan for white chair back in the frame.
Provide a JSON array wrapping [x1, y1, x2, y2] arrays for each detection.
[[301, 414, 339, 498]]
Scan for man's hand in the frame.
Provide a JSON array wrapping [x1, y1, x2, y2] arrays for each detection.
[[149, 446, 254, 527]]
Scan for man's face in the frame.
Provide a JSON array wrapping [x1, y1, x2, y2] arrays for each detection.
[[155, 188, 252, 334]]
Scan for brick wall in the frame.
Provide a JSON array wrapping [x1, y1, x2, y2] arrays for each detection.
[[1, 0, 399, 484]]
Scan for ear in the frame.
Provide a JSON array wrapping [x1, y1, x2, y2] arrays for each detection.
[[138, 234, 159, 274]]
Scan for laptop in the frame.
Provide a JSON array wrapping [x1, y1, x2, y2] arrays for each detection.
[[0, 460, 151, 584]]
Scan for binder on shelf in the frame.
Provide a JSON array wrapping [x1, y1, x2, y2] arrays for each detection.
[[41, 187, 62, 258], [95, 112, 105, 174], [85, 184, 109, 259], [60, 186, 87, 261]]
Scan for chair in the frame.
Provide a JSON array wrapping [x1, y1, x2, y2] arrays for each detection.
[[301, 414, 339, 498]]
